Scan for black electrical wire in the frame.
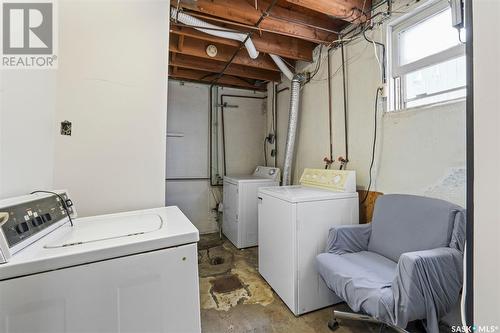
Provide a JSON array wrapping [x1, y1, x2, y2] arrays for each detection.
[[308, 45, 324, 82], [30, 190, 74, 226], [361, 87, 383, 205], [263, 138, 268, 166]]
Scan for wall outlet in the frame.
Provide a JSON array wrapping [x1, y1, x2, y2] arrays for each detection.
[[60, 121, 72, 136], [379, 83, 388, 98]]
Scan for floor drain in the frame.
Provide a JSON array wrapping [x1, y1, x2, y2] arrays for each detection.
[[210, 256, 225, 265], [211, 275, 244, 293]]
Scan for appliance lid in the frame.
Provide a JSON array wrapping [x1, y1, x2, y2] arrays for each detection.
[[44, 214, 163, 248], [224, 175, 279, 184], [258, 185, 358, 203], [0, 206, 198, 281]]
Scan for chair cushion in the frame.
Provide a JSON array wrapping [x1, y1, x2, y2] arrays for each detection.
[[367, 194, 461, 262], [316, 251, 397, 316]]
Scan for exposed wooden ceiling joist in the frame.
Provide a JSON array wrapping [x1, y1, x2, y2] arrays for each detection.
[[283, 0, 371, 23], [170, 25, 314, 61], [169, 67, 267, 91], [171, 0, 338, 44], [169, 35, 281, 72], [170, 53, 281, 82]]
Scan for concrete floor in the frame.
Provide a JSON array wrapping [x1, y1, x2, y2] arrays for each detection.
[[197, 233, 433, 333]]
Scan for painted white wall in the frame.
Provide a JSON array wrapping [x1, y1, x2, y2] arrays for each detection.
[[0, 71, 56, 199], [270, 0, 466, 207], [53, 0, 169, 216], [166, 81, 266, 233], [472, 0, 500, 326]]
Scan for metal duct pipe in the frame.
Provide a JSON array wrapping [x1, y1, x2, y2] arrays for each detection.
[[171, 7, 259, 59], [282, 74, 305, 185]]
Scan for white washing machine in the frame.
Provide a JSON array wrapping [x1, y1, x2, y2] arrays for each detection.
[[0, 191, 201, 333], [223, 166, 280, 249], [258, 169, 359, 316]]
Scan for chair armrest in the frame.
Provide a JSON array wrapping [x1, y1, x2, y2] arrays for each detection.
[[326, 224, 372, 254], [392, 247, 463, 332]]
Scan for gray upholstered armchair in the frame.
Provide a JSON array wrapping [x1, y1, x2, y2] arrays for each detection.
[[316, 194, 466, 333]]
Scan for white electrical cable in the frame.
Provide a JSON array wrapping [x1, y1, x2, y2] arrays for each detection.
[[372, 40, 383, 81]]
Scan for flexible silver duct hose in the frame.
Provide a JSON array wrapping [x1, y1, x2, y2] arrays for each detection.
[[282, 75, 304, 185]]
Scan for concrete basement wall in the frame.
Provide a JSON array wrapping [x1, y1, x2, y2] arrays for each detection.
[[166, 81, 267, 234], [268, 0, 466, 206]]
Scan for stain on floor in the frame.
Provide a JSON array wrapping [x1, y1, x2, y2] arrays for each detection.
[[198, 233, 427, 333]]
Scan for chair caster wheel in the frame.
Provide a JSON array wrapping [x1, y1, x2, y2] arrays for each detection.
[[328, 319, 340, 331]]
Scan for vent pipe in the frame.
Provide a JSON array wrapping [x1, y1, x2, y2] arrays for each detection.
[[170, 7, 303, 186], [282, 74, 305, 185], [269, 54, 294, 81], [170, 7, 259, 59]]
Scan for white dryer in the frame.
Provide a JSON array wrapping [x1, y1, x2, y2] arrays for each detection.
[[223, 166, 280, 249], [258, 169, 359, 316], [0, 191, 201, 333]]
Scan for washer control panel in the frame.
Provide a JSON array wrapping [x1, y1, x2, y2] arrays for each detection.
[[1, 193, 73, 248], [299, 169, 356, 192], [253, 166, 281, 181]]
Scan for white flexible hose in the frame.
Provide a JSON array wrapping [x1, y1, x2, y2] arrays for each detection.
[[171, 7, 259, 59], [269, 54, 294, 81]]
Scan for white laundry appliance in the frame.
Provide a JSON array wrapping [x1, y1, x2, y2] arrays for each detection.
[[258, 169, 359, 316], [0, 191, 201, 333], [223, 166, 280, 249]]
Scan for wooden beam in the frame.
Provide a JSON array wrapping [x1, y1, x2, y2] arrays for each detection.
[[169, 67, 266, 91], [172, 0, 338, 43], [170, 54, 281, 82], [169, 36, 279, 72], [284, 0, 371, 23], [170, 24, 314, 61], [177, 34, 185, 52]]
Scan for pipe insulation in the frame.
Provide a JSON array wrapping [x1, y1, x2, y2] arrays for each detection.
[[170, 7, 259, 59], [282, 75, 304, 185]]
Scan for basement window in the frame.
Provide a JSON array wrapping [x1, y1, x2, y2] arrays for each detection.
[[389, 1, 465, 110]]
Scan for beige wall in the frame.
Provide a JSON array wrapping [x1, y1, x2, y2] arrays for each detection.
[[166, 81, 267, 234], [268, 0, 466, 207], [53, 0, 170, 216], [472, 0, 500, 326]]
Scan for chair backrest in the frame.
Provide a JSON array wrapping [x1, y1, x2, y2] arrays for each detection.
[[367, 194, 465, 262]]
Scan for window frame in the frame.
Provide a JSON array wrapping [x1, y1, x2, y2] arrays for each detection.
[[387, 0, 466, 111]]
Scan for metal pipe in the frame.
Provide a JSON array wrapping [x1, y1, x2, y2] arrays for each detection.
[[341, 43, 349, 163], [220, 93, 267, 176], [282, 74, 305, 185], [273, 83, 278, 167], [221, 95, 227, 176], [327, 47, 334, 163], [209, 86, 223, 187]]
